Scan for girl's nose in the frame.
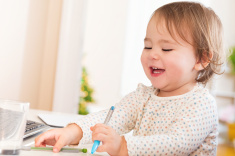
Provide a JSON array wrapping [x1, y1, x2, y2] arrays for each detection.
[[149, 50, 160, 60]]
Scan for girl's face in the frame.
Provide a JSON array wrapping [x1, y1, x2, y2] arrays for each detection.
[[141, 16, 199, 97]]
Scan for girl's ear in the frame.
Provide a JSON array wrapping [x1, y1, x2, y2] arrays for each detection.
[[194, 51, 213, 71]]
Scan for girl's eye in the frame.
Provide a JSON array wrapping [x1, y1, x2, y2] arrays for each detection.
[[144, 47, 152, 49], [162, 49, 173, 52]]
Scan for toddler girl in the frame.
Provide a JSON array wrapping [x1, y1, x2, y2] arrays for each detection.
[[35, 1, 225, 155]]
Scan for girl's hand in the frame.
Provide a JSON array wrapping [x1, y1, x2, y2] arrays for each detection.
[[90, 124, 128, 156], [35, 124, 83, 153]]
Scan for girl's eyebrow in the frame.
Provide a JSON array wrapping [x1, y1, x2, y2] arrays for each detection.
[[158, 39, 176, 44], [144, 38, 176, 44]]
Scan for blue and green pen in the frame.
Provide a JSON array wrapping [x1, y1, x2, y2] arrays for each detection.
[[91, 106, 115, 154]]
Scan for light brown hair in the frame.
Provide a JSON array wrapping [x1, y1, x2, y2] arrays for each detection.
[[152, 1, 225, 84]]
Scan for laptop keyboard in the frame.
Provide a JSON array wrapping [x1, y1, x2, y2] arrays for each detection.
[[24, 120, 50, 138]]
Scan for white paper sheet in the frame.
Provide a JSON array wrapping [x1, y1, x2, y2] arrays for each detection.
[[38, 113, 82, 127]]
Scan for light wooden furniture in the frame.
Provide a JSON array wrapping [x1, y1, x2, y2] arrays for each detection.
[[217, 122, 235, 156], [217, 144, 235, 156]]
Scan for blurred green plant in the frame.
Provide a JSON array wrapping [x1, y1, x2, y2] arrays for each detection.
[[228, 47, 235, 74], [78, 67, 95, 115]]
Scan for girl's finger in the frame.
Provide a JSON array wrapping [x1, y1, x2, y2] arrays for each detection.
[[96, 144, 107, 153], [35, 130, 56, 146], [53, 136, 67, 152], [43, 139, 57, 146], [92, 126, 109, 135], [92, 132, 107, 142], [92, 123, 109, 130], [35, 129, 60, 147]]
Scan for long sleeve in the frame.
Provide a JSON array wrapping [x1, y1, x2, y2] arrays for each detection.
[[73, 84, 146, 144], [72, 109, 107, 144]]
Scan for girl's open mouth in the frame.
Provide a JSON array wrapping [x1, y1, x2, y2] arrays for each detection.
[[150, 67, 165, 76]]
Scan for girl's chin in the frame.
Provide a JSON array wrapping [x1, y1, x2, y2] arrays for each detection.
[[151, 82, 163, 89]]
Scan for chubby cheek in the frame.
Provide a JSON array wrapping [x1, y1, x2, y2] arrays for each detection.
[[140, 53, 150, 77], [140, 53, 146, 69], [169, 65, 184, 78], [166, 58, 194, 80]]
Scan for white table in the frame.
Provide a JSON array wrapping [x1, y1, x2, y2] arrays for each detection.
[[21, 109, 107, 156]]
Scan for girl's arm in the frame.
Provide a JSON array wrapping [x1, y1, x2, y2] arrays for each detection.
[[73, 84, 144, 145]]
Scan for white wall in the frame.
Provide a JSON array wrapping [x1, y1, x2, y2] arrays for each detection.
[[52, 0, 86, 113], [82, 0, 129, 109], [209, 0, 235, 108], [210, 0, 235, 48], [0, 0, 29, 101]]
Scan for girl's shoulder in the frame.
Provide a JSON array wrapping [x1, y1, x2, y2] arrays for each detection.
[[192, 85, 215, 99], [188, 84, 216, 106], [136, 83, 156, 95], [131, 83, 156, 102]]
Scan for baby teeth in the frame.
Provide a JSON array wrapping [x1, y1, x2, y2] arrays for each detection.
[[153, 71, 161, 73]]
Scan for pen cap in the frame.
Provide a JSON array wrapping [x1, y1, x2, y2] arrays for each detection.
[[104, 106, 115, 124]]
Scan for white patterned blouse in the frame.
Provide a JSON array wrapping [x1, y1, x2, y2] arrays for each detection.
[[74, 83, 218, 156]]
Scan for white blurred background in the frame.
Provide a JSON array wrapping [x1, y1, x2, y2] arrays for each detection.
[[0, 0, 234, 114]]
